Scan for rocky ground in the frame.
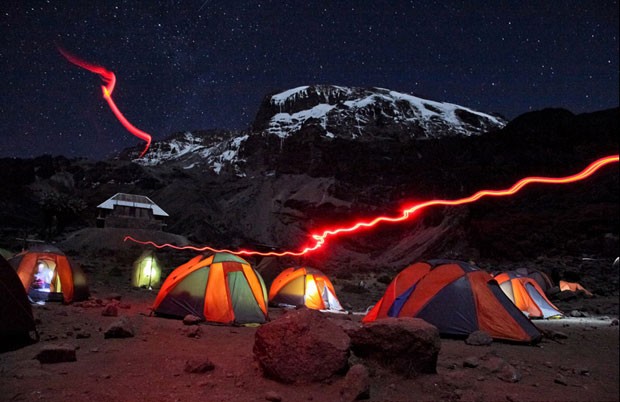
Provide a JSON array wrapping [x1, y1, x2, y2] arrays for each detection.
[[1, 247, 618, 402]]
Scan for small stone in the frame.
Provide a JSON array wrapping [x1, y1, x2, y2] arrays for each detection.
[[578, 368, 590, 376], [463, 357, 480, 368], [35, 344, 77, 364], [103, 316, 135, 338], [465, 330, 493, 346], [184, 358, 215, 373], [265, 391, 282, 402], [101, 304, 119, 317], [496, 364, 521, 383], [183, 314, 203, 325]]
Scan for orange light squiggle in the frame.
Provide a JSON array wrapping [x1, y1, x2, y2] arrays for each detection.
[[59, 47, 152, 157], [125, 155, 619, 256]]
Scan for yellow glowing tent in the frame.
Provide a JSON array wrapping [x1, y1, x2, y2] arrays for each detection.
[[132, 250, 162, 289]]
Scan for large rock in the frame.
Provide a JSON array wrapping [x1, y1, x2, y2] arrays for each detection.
[[253, 308, 350, 383], [349, 317, 440, 377]]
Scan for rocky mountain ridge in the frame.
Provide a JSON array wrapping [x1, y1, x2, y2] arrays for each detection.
[[252, 85, 506, 140]]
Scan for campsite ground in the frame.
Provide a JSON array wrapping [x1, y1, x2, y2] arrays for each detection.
[[1, 263, 618, 402], [1, 229, 619, 401]]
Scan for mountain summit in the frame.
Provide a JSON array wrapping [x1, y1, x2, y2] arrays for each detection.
[[130, 85, 507, 172], [252, 85, 507, 141]]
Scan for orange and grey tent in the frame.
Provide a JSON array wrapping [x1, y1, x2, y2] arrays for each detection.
[[152, 252, 268, 325], [363, 260, 541, 343], [9, 244, 89, 303], [1, 255, 38, 351], [513, 267, 555, 294], [494, 272, 563, 319], [269, 267, 344, 311]]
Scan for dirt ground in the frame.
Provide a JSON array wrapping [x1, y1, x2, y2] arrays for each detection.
[[1, 271, 618, 402]]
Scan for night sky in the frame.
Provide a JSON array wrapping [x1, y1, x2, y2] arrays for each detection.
[[1, 1, 618, 160]]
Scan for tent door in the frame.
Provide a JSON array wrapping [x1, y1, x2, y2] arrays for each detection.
[[321, 286, 343, 311]]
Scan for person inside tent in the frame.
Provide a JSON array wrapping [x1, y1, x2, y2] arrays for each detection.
[[32, 261, 54, 292]]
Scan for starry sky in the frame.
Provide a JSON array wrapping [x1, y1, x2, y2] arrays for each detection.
[[1, 1, 618, 160]]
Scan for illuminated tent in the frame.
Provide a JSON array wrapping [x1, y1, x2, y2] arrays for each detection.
[[152, 252, 268, 325], [363, 260, 541, 343], [494, 272, 563, 319], [1, 255, 37, 351], [269, 267, 344, 311], [9, 244, 89, 303], [132, 250, 162, 289]]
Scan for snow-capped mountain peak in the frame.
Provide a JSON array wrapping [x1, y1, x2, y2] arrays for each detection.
[[253, 85, 506, 140], [126, 85, 507, 175]]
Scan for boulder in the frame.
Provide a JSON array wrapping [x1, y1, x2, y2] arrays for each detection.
[[349, 317, 440, 377], [253, 308, 350, 383]]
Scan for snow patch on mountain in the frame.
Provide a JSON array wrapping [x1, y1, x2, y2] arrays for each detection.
[[135, 131, 248, 175], [269, 103, 337, 138]]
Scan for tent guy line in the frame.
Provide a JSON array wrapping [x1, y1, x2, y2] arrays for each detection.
[[58, 48, 152, 158], [125, 154, 619, 257]]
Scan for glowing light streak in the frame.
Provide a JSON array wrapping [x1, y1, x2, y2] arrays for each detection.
[[125, 155, 618, 257], [58, 47, 152, 157]]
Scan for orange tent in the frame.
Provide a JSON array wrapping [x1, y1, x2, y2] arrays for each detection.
[[363, 260, 541, 343], [494, 272, 563, 319], [269, 267, 343, 311], [559, 280, 593, 296], [9, 244, 89, 303], [152, 252, 268, 325]]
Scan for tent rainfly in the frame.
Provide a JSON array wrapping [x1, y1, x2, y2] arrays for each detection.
[[152, 252, 268, 325], [363, 260, 542, 344]]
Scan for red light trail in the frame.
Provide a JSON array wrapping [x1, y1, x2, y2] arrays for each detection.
[[58, 48, 152, 158], [125, 154, 619, 257]]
